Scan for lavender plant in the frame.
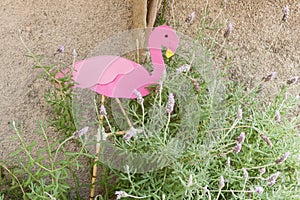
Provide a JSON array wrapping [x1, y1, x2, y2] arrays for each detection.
[[1, 4, 300, 199]]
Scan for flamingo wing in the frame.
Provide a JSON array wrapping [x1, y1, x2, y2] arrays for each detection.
[[74, 56, 135, 88]]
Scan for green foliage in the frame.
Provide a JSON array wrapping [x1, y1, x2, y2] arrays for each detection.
[[155, 0, 167, 26], [39, 63, 76, 136], [0, 122, 85, 199], [23, 39, 76, 136], [111, 81, 300, 199]]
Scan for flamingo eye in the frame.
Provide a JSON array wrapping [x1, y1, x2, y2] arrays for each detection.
[[164, 34, 168, 38]]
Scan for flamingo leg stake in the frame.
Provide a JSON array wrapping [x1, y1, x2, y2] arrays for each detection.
[[90, 95, 105, 200], [90, 96, 133, 199], [115, 98, 133, 128]]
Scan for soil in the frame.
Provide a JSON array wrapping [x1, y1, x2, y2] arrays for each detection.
[[1, 0, 299, 198]]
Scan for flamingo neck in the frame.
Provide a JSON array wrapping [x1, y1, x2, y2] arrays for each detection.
[[149, 48, 165, 81]]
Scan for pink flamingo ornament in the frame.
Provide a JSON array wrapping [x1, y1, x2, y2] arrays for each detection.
[[66, 25, 179, 98], [59, 26, 179, 200]]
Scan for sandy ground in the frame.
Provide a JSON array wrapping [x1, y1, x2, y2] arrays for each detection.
[[1, 0, 299, 198], [0, 0, 132, 197]]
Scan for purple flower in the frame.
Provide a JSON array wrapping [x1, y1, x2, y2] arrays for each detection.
[[133, 89, 144, 104], [176, 64, 191, 73], [242, 168, 249, 180], [282, 5, 289, 22], [58, 45, 65, 53], [123, 127, 137, 141], [237, 132, 246, 144], [73, 126, 89, 139], [259, 167, 266, 175], [255, 186, 264, 194], [224, 22, 233, 38], [275, 151, 290, 164], [260, 133, 273, 147], [100, 105, 107, 116], [287, 76, 299, 85], [266, 172, 280, 186], [263, 72, 277, 82], [115, 191, 129, 199], [185, 12, 195, 23], [166, 93, 175, 114], [54, 45, 65, 56], [274, 110, 281, 123], [219, 176, 225, 189], [233, 143, 242, 153]]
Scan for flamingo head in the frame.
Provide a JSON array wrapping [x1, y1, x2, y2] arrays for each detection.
[[149, 25, 179, 58]]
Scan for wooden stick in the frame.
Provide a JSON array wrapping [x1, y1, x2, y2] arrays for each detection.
[[147, 0, 163, 28], [115, 98, 133, 128], [106, 131, 126, 137], [89, 95, 105, 200], [132, 0, 147, 62]]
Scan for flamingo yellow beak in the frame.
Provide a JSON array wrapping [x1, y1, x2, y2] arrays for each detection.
[[166, 49, 174, 58]]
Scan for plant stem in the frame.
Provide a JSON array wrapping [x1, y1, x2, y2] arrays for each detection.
[[163, 112, 171, 143], [0, 163, 26, 197]]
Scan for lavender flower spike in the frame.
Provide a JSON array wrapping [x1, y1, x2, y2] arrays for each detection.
[[233, 142, 242, 153], [263, 72, 277, 82], [237, 106, 243, 120], [282, 5, 289, 22], [242, 168, 249, 180], [276, 151, 290, 164], [259, 167, 266, 175], [274, 110, 281, 123], [266, 171, 280, 186], [186, 12, 195, 23], [237, 132, 246, 144], [287, 76, 299, 85], [260, 133, 273, 147], [176, 64, 191, 73], [224, 22, 233, 38], [56, 45, 65, 54], [166, 93, 175, 114], [100, 105, 107, 116], [115, 191, 129, 199], [73, 126, 89, 139], [123, 127, 138, 141], [219, 176, 225, 189], [255, 186, 264, 194], [133, 89, 144, 104]]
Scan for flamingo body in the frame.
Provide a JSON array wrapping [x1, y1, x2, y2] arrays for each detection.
[[73, 56, 156, 98]]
